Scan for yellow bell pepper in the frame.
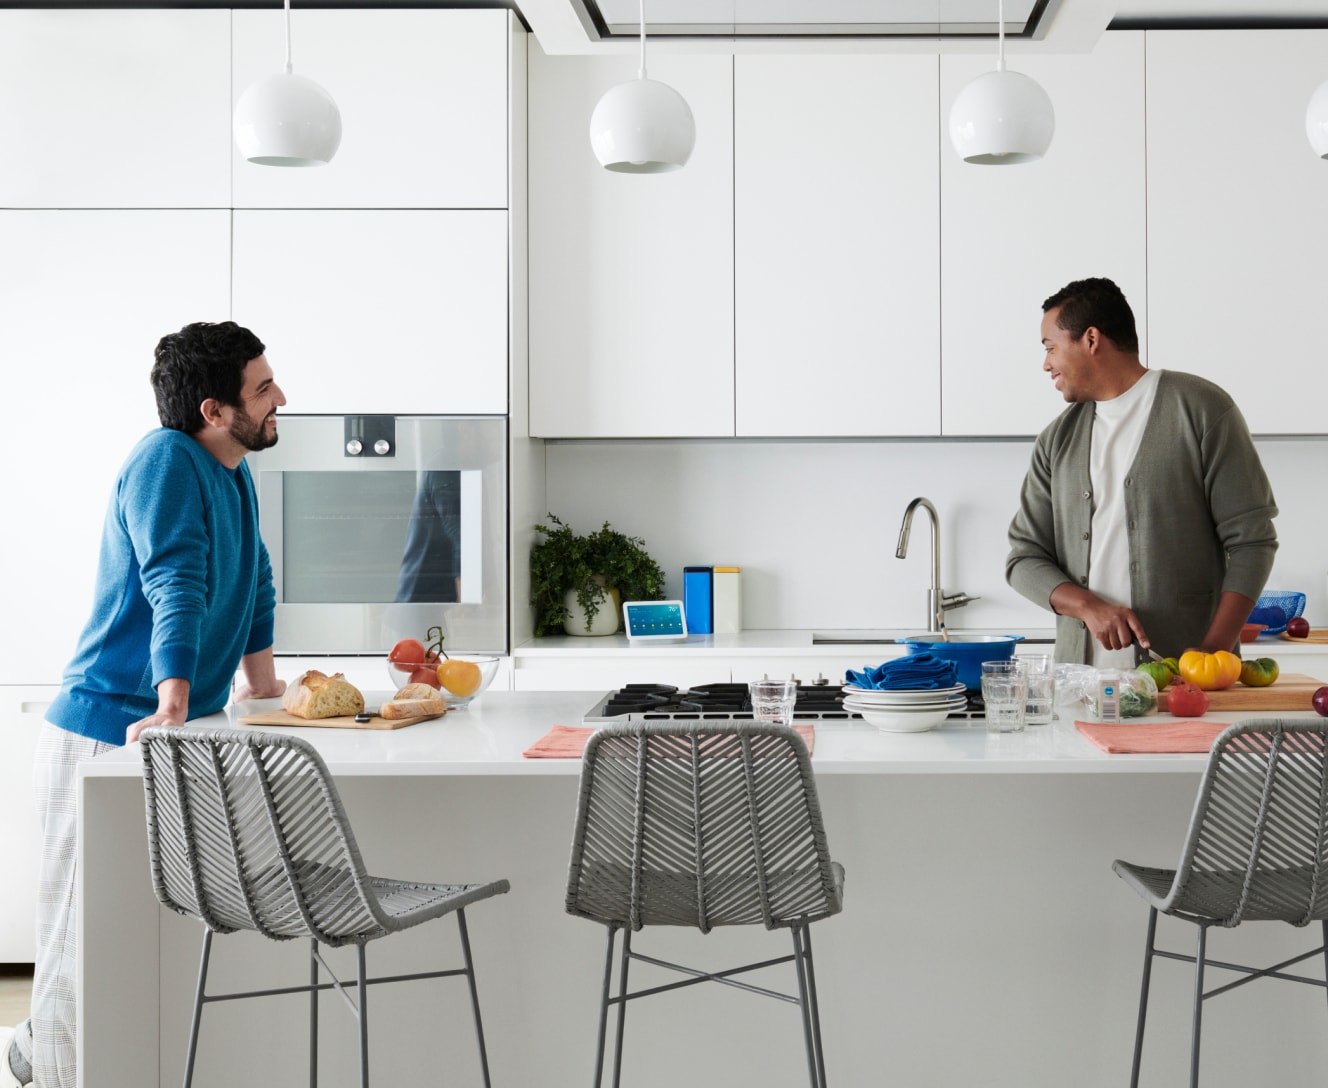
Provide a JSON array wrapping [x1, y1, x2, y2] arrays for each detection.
[[1178, 649, 1242, 691]]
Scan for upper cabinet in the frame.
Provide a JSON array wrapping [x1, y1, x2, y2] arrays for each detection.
[[232, 210, 509, 415], [734, 56, 941, 437], [1145, 30, 1328, 435], [528, 45, 734, 438], [939, 32, 1148, 437], [232, 9, 509, 210], [0, 10, 232, 208]]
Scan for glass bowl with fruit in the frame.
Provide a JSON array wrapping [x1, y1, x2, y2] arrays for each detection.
[[386, 632, 500, 709]]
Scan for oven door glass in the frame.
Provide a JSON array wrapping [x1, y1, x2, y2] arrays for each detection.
[[281, 469, 482, 605]]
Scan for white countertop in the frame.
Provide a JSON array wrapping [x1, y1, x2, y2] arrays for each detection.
[[79, 689, 1326, 779]]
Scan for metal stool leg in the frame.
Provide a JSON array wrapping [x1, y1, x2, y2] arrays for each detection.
[[182, 928, 213, 1088], [357, 944, 369, 1088], [1189, 925, 1207, 1088], [592, 925, 618, 1088], [309, 938, 319, 1088], [1322, 920, 1328, 1013], [1129, 907, 1158, 1088], [790, 924, 819, 1088], [802, 923, 828, 1087], [456, 909, 494, 1088], [610, 926, 633, 1088]]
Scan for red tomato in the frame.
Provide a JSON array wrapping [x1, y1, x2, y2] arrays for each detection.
[[389, 638, 426, 672], [1166, 682, 1210, 717], [408, 666, 442, 689]]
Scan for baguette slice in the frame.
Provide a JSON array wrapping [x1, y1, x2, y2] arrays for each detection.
[[393, 682, 440, 702], [380, 696, 446, 721], [282, 669, 366, 720]]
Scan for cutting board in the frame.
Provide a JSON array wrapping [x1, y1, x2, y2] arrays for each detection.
[[239, 708, 445, 731], [1158, 673, 1325, 712], [1279, 630, 1328, 645]]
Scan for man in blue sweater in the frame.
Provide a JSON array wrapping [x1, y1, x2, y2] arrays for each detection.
[[1, 321, 288, 1088]]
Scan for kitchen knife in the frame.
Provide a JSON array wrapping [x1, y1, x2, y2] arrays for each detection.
[[1135, 639, 1164, 663]]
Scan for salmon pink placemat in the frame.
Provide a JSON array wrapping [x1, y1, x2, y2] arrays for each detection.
[[1075, 719, 1226, 755], [523, 724, 816, 759]]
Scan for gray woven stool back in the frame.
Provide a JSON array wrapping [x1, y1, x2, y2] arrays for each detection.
[[1114, 718, 1328, 1088], [141, 726, 509, 1087], [565, 722, 844, 1087]]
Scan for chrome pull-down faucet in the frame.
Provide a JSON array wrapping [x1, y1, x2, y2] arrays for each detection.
[[895, 496, 979, 636]]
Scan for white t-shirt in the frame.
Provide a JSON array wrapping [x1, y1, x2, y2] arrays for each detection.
[[1089, 369, 1161, 669]]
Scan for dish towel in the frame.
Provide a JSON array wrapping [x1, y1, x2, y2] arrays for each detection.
[[523, 723, 816, 759], [1075, 719, 1226, 754], [846, 652, 959, 691]]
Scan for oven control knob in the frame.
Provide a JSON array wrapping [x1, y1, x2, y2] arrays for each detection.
[[373, 439, 391, 456], [345, 439, 363, 456]]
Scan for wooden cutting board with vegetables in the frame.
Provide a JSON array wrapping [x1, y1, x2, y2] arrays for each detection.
[[239, 708, 446, 731], [1159, 674, 1326, 712]]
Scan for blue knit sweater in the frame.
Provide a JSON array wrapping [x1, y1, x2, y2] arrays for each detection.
[[48, 429, 276, 746]]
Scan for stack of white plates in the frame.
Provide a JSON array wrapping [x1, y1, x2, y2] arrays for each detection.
[[841, 683, 968, 733]]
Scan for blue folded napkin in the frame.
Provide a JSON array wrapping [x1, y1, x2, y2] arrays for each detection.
[[845, 653, 960, 691]]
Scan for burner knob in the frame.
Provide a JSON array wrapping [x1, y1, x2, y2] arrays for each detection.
[[811, 673, 830, 686]]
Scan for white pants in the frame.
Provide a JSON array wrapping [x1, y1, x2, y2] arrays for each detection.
[[15, 724, 113, 1088]]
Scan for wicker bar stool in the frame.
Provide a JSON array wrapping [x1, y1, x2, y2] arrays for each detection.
[[565, 722, 845, 1087], [1113, 719, 1328, 1088], [140, 726, 510, 1087]]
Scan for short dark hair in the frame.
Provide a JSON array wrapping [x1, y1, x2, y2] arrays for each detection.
[[151, 321, 266, 433], [1041, 277, 1139, 353]]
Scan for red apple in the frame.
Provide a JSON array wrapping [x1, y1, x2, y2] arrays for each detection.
[[1287, 617, 1311, 639]]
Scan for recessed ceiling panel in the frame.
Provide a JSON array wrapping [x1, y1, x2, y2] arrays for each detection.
[[583, 0, 1047, 39]]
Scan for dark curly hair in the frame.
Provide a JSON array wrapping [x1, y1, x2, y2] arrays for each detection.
[[150, 321, 266, 434], [1042, 277, 1139, 354]]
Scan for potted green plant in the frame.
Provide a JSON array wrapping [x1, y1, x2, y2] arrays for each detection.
[[530, 513, 667, 636]]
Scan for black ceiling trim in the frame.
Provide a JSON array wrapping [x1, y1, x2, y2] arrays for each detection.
[[1109, 15, 1328, 30]]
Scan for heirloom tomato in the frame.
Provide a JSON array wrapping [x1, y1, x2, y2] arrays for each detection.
[[1238, 658, 1280, 688], [389, 638, 427, 672], [1166, 683, 1210, 717], [1137, 662, 1175, 690], [1177, 649, 1241, 691]]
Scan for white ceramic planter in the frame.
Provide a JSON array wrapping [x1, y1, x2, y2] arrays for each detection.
[[562, 581, 621, 636]]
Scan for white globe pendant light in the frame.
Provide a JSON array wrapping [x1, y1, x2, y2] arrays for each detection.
[[949, 0, 1054, 165], [589, 0, 695, 173], [1307, 79, 1328, 158], [234, 0, 341, 167]]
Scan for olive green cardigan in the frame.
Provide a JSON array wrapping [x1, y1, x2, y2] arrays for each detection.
[[1006, 370, 1278, 663]]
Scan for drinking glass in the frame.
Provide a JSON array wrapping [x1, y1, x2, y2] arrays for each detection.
[[1018, 654, 1056, 726], [980, 661, 1026, 733], [750, 679, 798, 727]]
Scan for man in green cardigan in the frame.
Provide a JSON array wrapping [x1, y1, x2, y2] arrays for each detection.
[[1006, 277, 1278, 667]]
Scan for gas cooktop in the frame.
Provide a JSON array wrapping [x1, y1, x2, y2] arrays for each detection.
[[582, 682, 985, 725]]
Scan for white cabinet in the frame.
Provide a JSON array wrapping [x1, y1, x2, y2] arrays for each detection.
[[231, 210, 509, 414], [1145, 30, 1328, 435], [528, 46, 734, 437], [0, 687, 57, 961], [0, 211, 232, 685], [939, 32, 1148, 436], [0, 10, 231, 209], [734, 56, 941, 437], [232, 9, 509, 210]]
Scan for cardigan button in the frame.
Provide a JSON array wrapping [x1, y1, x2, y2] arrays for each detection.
[[1079, 576, 1088, 585], [1083, 490, 1091, 500], [1082, 531, 1090, 540]]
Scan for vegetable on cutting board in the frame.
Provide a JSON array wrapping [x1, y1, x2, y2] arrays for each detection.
[[1178, 649, 1242, 691], [1239, 658, 1280, 687]]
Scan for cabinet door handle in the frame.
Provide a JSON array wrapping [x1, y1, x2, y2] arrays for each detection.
[[21, 702, 52, 714]]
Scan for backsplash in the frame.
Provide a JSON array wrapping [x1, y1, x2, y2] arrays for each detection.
[[545, 436, 1328, 633]]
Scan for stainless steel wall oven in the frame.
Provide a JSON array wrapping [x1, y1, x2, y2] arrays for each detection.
[[248, 415, 507, 655]]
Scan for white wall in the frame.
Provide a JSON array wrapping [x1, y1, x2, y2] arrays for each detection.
[[545, 433, 1328, 633]]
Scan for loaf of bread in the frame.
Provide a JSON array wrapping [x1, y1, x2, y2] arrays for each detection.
[[282, 670, 366, 720], [380, 695, 446, 720]]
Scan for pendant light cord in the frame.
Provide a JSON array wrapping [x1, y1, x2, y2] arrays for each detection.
[[283, 0, 294, 75], [996, 0, 1005, 73], [637, 0, 647, 80]]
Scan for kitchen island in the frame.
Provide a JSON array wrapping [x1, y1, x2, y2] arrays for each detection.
[[79, 693, 1328, 1087]]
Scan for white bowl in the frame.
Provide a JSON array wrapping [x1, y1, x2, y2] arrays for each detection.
[[842, 683, 966, 706], [855, 705, 954, 733]]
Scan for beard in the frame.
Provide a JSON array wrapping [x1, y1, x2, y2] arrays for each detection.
[[229, 407, 279, 452]]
